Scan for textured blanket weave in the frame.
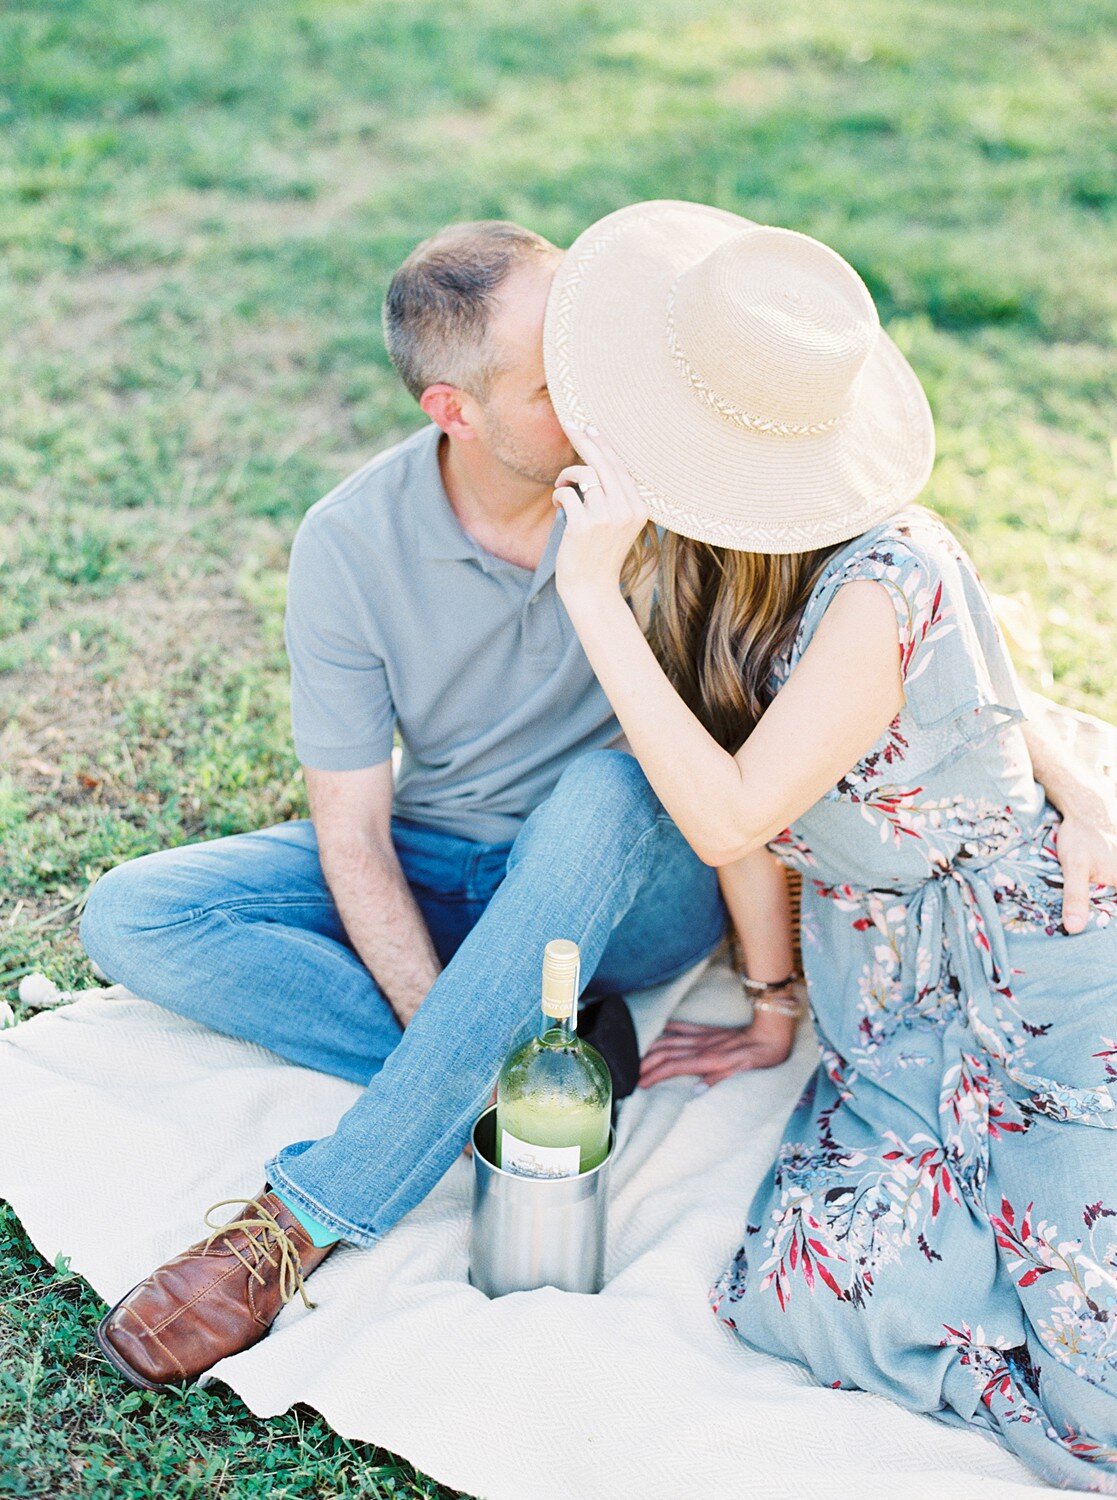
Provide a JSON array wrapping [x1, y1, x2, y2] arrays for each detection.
[[2, 955, 1058, 1498]]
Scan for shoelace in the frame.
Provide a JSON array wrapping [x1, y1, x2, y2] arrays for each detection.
[[202, 1197, 316, 1310]]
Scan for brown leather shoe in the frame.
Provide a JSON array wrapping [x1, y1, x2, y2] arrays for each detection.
[[96, 1188, 336, 1390]]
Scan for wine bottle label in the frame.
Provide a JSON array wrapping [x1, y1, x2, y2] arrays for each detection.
[[500, 1130, 580, 1179]]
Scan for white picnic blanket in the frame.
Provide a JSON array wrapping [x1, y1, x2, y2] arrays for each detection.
[[0, 954, 1054, 1499]]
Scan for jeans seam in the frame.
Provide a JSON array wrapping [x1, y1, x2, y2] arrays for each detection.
[[116, 905, 212, 933], [116, 893, 338, 934], [210, 894, 337, 914], [364, 812, 667, 1234]]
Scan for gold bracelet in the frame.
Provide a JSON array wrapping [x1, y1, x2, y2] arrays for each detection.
[[736, 970, 802, 1019], [752, 993, 803, 1019]]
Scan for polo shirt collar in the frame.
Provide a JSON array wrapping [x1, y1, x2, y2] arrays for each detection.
[[417, 427, 481, 562], [416, 425, 564, 597], [530, 504, 563, 597]]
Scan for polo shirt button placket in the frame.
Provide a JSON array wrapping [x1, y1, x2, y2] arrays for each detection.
[[523, 592, 545, 660]]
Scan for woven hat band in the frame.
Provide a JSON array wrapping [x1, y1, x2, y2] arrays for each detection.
[[667, 226, 880, 435]]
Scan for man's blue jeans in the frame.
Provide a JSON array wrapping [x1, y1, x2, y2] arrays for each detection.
[[79, 750, 726, 1248]]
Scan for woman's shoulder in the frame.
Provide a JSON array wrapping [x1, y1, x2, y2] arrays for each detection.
[[795, 504, 944, 636], [802, 506, 984, 671], [820, 505, 970, 596], [796, 505, 1025, 759]]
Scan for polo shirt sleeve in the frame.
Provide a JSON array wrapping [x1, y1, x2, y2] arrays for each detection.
[[284, 515, 396, 771]]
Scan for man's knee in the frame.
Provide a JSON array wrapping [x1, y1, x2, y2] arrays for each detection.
[[79, 852, 186, 977], [554, 748, 659, 821], [511, 749, 663, 867]]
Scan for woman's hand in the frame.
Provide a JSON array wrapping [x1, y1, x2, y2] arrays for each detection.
[[1055, 801, 1117, 933], [1019, 704, 1117, 932], [552, 425, 650, 607], [638, 1009, 799, 1089]]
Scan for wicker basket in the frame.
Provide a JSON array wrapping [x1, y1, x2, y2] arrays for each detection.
[[787, 868, 804, 972], [719, 867, 804, 977]]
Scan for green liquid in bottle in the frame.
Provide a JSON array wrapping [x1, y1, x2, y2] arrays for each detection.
[[495, 942, 612, 1178]]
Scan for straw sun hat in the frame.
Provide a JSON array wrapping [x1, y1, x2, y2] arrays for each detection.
[[542, 200, 935, 554]]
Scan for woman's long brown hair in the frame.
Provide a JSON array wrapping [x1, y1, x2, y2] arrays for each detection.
[[621, 525, 843, 753]]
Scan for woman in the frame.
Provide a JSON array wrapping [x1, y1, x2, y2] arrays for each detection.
[[541, 201, 1117, 1491]]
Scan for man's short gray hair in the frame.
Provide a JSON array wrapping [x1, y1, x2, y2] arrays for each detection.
[[382, 220, 559, 403]]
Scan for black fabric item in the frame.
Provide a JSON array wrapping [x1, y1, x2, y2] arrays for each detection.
[[577, 992, 640, 1104]]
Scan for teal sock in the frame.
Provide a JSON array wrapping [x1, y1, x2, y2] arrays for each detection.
[[269, 1185, 340, 1248]]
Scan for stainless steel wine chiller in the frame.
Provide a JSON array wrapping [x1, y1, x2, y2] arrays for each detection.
[[468, 1104, 615, 1297]]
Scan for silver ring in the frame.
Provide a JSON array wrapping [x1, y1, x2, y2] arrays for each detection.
[[581, 480, 604, 492]]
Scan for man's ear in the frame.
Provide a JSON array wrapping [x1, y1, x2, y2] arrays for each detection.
[[420, 384, 479, 441]]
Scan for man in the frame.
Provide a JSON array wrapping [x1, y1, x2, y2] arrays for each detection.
[[81, 218, 1116, 1392]]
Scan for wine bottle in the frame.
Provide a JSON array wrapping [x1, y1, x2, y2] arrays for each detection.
[[495, 939, 612, 1178]]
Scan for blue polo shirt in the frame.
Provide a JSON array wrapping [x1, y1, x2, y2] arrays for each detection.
[[285, 423, 626, 844]]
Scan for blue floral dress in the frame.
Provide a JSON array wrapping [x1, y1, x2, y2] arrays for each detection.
[[710, 506, 1117, 1493]]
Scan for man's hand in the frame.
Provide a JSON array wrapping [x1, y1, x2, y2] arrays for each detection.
[[1055, 802, 1117, 934], [305, 762, 442, 1026]]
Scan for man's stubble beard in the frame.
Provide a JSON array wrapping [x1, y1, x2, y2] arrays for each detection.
[[483, 408, 577, 489]]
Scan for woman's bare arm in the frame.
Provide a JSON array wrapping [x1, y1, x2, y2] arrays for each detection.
[[558, 577, 903, 867]]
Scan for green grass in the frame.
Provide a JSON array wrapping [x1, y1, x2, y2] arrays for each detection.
[[0, 1207, 461, 1499], [1, 0, 1114, 1492]]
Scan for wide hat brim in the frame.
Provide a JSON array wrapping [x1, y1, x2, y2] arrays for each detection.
[[543, 200, 935, 555]]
